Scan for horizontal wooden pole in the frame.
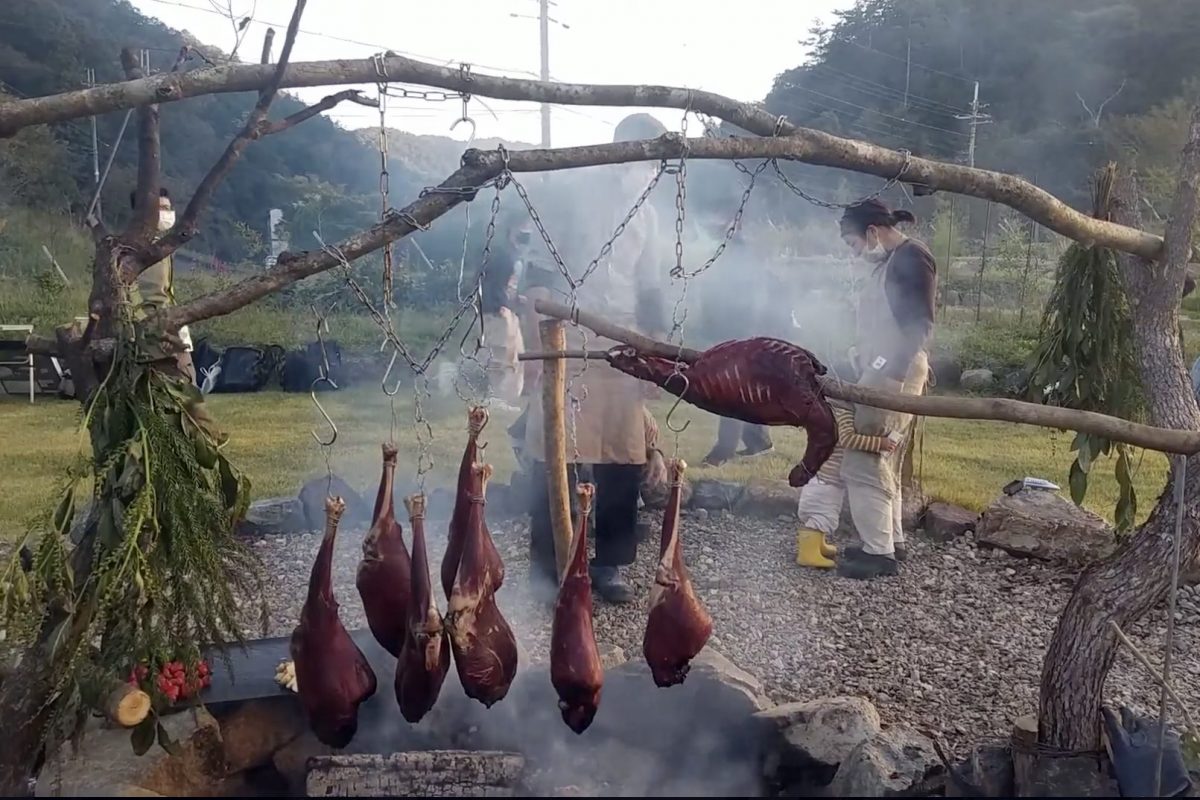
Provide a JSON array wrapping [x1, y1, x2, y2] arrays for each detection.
[[531, 300, 1200, 455]]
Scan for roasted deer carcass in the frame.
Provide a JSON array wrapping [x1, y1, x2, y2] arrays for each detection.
[[550, 483, 604, 734], [643, 459, 712, 688], [442, 407, 501, 599], [445, 463, 519, 707], [394, 493, 451, 723], [291, 496, 378, 748], [607, 338, 837, 487], [357, 443, 413, 657]]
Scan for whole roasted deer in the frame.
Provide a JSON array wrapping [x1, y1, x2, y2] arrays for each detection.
[[394, 493, 451, 723], [442, 407, 499, 599], [445, 463, 519, 707], [607, 338, 838, 487], [550, 483, 604, 734], [356, 443, 413, 657], [291, 496, 378, 748], [643, 459, 712, 688]]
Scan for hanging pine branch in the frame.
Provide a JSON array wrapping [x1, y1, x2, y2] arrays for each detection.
[[1025, 162, 1144, 531]]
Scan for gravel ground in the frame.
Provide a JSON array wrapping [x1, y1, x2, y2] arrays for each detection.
[[250, 506, 1200, 751]]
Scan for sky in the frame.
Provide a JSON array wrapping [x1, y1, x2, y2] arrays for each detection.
[[127, 0, 854, 147]]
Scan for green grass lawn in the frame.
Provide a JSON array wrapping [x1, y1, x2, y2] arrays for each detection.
[[0, 387, 1169, 542]]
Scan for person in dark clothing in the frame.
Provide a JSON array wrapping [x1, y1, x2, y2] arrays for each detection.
[[836, 199, 937, 580]]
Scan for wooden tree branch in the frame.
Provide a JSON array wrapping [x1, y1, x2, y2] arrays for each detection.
[[0, 52, 1168, 260], [254, 89, 375, 136], [527, 299, 1200, 455], [121, 48, 160, 243], [136, 0, 307, 270], [260, 28, 275, 65]]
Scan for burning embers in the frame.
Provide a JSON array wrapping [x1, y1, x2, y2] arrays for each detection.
[[291, 407, 713, 749]]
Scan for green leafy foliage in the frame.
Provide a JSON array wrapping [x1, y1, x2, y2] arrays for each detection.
[[1025, 164, 1143, 532], [0, 303, 266, 757]]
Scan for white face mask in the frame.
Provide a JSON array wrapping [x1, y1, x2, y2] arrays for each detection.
[[862, 242, 887, 263]]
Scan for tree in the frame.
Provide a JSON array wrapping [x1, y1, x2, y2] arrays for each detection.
[[3, 4, 1200, 794]]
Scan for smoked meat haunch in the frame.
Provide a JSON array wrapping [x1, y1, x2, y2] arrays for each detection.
[[643, 459, 713, 688], [394, 493, 452, 723], [550, 482, 604, 734], [445, 463, 519, 707], [291, 496, 378, 748], [356, 442, 412, 657], [606, 338, 838, 487], [442, 407, 500, 599]]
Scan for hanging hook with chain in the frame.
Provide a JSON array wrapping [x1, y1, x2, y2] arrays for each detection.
[[450, 63, 477, 146]]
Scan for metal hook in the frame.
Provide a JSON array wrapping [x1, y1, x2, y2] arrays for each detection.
[[311, 303, 332, 381], [664, 372, 691, 434], [451, 109, 476, 146], [381, 344, 404, 396], [310, 376, 339, 446]]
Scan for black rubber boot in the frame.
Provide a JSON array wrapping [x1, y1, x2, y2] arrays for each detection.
[[843, 543, 908, 563], [590, 565, 635, 604], [836, 551, 899, 580]]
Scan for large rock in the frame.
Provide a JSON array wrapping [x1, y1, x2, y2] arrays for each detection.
[[976, 489, 1115, 564], [235, 496, 306, 537], [689, 478, 744, 510], [213, 698, 306, 773], [272, 731, 334, 795], [945, 742, 1013, 798], [37, 708, 226, 797], [829, 725, 944, 797], [922, 502, 979, 542], [757, 696, 881, 784], [735, 479, 798, 519], [642, 475, 693, 511], [960, 368, 995, 392], [928, 355, 962, 389], [900, 488, 929, 533], [298, 473, 369, 530]]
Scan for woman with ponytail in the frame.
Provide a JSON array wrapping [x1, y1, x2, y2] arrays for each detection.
[[831, 199, 937, 580]]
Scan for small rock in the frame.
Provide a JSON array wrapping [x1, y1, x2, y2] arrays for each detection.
[[829, 725, 944, 797], [945, 742, 1013, 797], [298, 473, 368, 529], [756, 696, 881, 778], [689, 479, 745, 511], [695, 508, 710, 522], [922, 502, 979, 542], [597, 643, 627, 669], [960, 368, 995, 392], [976, 489, 1115, 565]]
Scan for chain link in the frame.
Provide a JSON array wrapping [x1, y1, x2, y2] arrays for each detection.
[[453, 186, 502, 406], [384, 86, 465, 103], [373, 54, 394, 315], [769, 149, 913, 210]]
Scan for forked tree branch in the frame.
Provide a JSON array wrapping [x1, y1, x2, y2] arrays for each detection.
[[0, 52, 1167, 260], [254, 89, 375, 136], [121, 48, 160, 243], [135, 0, 307, 272]]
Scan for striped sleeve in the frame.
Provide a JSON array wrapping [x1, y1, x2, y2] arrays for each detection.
[[833, 406, 890, 453]]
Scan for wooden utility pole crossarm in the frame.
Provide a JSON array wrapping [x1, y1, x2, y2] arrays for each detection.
[[0, 53, 1166, 260]]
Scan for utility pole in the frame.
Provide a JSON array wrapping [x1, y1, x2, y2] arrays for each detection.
[[955, 80, 991, 168], [539, 0, 551, 147], [85, 68, 101, 217], [903, 38, 911, 108]]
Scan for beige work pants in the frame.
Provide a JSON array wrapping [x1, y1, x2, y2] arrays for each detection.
[[841, 355, 927, 556], [796, 476, 845, 536]]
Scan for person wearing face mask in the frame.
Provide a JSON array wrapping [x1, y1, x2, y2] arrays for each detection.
[[132, 188, 196, 383], [836, 199, 936, 580]]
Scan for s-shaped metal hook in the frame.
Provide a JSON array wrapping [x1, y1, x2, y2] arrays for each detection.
[[381, 343, 404, 396], [309, 376, 339, 446], [664, 372, 692, 435], [451, 63, 476, 146]]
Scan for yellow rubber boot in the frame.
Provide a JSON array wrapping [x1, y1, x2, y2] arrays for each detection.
[[796, 528, 836, 569], [820, 535, 837, 559]]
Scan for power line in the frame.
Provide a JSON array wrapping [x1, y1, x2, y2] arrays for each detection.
[[807, 63, 967, 116], [782, 84, 969, 137], [836, 39, 976, 84], [141, 0, 546, 79]]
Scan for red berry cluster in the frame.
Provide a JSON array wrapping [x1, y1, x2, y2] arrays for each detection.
[[127, 660, 212, 704]]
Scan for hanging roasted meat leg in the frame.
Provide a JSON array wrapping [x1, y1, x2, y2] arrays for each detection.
[[442, 407, 501, 599], [643, 459, 713, 688], [446, 463, 519, 707], [550, 482, 604, 734], [357, 442, 412, 657], [607, 338, 838, 487], [394, 493, 451, 724], [291, 496, 378, 748]]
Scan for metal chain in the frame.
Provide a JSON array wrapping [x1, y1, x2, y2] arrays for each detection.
[[308, 303, 337, 496], [664, 102, 695, 455], [384, 86, 466, 103], [770, 148, 913, 210], [453, 185, 502, 406], [373, 54, 394, 315]]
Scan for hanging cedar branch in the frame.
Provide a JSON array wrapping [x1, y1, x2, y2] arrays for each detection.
[[0, 53, 1168, 261]]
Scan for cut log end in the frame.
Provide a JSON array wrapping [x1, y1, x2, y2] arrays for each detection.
[[105, 683, 151, 727]]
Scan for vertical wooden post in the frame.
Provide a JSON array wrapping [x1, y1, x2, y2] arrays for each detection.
[[539, 319, 573, 581]]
